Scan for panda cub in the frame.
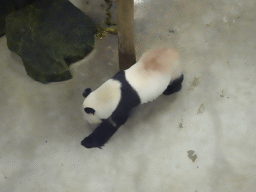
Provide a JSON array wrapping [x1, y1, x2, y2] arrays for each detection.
[[81, 48, 184, 148]]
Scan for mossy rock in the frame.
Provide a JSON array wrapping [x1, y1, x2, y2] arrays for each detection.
[[6, 0, 95, 83], [0, 0, 15, 37]]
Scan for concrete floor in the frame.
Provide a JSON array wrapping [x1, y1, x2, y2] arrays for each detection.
[[1, 0, 256, 191]]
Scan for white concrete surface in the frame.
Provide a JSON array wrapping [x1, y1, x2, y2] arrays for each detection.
[[1, 0, 256, 191]]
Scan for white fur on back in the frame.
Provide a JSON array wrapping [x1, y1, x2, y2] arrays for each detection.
[[82, 79, 122, 124], [125, 48, 181, 104]]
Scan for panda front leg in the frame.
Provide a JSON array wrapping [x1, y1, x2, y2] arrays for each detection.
[[82, 88, 92, 98], [81, 111, 130, 149], [163, 74, 184, 95], [81, 120, 117, 149]]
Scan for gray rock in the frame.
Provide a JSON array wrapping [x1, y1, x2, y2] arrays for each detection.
[[0, 0, 15, 37], [6, 0, 95, 83], [11, 0, 37, 10]]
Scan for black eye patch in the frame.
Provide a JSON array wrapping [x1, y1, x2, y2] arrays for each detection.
[[84, 107, 95, 115]]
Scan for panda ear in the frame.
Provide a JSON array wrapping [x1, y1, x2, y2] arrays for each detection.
[[83, 88, 92, 98], [84, 107, 95, 115]]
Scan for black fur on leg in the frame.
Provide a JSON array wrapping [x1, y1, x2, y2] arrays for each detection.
[[163, 74, 184, 95], [81, 119, 121, 149], [82, 88, 92, 98], [81, 108, 131, 148]]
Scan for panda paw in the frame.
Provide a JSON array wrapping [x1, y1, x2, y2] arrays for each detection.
[[81, 136, 104, 149], [163, 74, 184, 95], [82, 88, 92, 98]]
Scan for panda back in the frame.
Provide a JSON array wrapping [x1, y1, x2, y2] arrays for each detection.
[[125, 67, 170, 103], [125, 48, 181, 104]]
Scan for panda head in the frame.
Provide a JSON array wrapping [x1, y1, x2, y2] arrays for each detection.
[[82, 93, 104, 124], [82, 106, 102, 124], [82, 79, 122, 124]]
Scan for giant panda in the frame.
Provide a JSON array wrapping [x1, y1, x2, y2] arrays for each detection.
[[81, 48, 184, 148]]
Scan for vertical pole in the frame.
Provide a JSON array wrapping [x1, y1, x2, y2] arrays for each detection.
[[116, 0, 136, 70]]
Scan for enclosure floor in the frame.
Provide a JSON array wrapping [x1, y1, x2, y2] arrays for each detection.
[[1, 0, 256, 192]]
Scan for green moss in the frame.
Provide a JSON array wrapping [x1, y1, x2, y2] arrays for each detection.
[[95, 0, 117, 39], [105, 11, 112, 26], [105, 27, 117, 34], [95, 24, 106, 38]]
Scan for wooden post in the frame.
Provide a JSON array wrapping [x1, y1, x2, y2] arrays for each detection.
[[116, 0, 136, 70]]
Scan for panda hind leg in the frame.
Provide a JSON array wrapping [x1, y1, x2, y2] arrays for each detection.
[[83, 88, 92, 98], [163, 74, 184, 95]]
